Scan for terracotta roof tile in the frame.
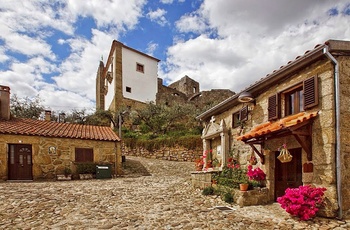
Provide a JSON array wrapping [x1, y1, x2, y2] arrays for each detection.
[[237, 111, 318, 141], [0, 118, 120, 142]]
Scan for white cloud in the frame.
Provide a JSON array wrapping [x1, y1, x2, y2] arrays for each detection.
[[164, 0, 350, 93], [147, 8, 168, 26], [160, 0, 173, 4], [66, 0, 146, 30], [175, 13, 207, 34], [146, 42, 159, 56]]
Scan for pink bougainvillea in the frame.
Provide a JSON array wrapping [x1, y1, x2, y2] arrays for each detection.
[[247, 165, 266, 181], [277, 185, 326, 220]]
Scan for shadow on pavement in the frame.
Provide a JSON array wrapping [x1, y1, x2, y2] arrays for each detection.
[[122, 158, 152, 177]]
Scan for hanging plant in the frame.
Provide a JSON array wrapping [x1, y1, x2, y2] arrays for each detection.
[[277, 144, 293, 163]]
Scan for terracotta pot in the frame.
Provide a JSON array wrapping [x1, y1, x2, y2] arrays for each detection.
[[239, 183, 249, 191]]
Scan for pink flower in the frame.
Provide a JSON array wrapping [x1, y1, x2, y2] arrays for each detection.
[[247, 166, 266, 181], [277, 185, 326, 220]]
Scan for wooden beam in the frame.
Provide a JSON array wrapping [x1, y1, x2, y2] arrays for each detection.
[[249, 144, 265, 164]]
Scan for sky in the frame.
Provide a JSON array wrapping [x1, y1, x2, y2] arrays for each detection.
[[1, 0, 350, 114]]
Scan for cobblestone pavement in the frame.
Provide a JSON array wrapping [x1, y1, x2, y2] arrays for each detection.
[[0, 156, 349, 229]]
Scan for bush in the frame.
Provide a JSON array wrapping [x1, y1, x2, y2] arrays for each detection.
[[76, 162, 97, 174], [223, 192, 234, 203], [277, 185, 326, 220], [202, 186, 214, 196]]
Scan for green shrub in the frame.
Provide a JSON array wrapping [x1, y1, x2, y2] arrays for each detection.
[[76, 162, 97, 174], [223, 192, 234, 203], [202, 186, 214, 196]]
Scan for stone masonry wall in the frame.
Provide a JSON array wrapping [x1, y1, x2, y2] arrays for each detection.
[[202, 58, 341, 218], [122, 143, 202, 162], [0, 134, 121, 180]]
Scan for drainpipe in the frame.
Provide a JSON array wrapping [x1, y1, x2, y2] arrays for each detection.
[[323, 46, 342, 219]]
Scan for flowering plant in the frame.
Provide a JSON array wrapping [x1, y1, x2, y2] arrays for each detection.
[[277, 185, 326, 220], [247, 165, 266, 181], [195, 158, 204, 170]]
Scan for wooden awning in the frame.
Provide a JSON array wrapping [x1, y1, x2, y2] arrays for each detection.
[[236, 111, 318, 164]]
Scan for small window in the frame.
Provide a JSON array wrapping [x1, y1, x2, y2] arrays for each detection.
[[232, 112, 240, 128], [136, 63, 144, 73], [239, 106, 248, 122], [126, 87, 131, 93], [75, 148, 93, 162]]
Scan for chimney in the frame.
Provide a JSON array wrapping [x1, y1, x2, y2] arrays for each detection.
[[58, 112, 65, 123], [0, 85, 10, 120], [44, 110, 51, 121]]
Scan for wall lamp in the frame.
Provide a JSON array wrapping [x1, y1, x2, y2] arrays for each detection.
[[238, 92, 255, 104]]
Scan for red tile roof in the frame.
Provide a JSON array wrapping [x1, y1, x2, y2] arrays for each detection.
[[237, 111, 318, 141], [0, 118, 120, 141]]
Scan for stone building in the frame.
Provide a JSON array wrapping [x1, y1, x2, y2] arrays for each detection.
[[196, 40, 350, 219], [157, 76, 235, 108], [0, 85, 122, 180], [96, 40, 160, 114], [96, 40, 235, 122]]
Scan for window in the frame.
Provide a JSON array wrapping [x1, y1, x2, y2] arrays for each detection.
[[75, 148, 93, 162], [284, 85, 304, 116], [268, 75, 318, 120], [232, 112, 240, 128], [232, 106, 249, 128], [136, 63, 144, 73], [126, 86, 131, 93]]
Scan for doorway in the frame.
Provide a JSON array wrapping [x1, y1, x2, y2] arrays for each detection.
[[8, 144, 33, 180], [274, 148, 302, 200]]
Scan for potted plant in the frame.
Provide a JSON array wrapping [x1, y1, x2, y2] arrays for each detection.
[[56, 166, 72, 181], [238, 174, 250, 191], [76, 162, 96, 179], [247, 165, 266, 187]]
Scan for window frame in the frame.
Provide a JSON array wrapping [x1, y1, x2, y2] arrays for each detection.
[[75, 148, 93, 162], [136, 63, 144, 73]]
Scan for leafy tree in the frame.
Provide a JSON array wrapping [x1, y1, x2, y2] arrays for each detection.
[[10, 94, 44, 119], [130, 102, 201, 135]]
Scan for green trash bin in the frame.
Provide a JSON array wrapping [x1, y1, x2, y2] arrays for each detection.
[[96, 165, 112, 179]]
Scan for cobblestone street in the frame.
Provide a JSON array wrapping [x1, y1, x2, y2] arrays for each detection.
[[0, 156, 349, 229]]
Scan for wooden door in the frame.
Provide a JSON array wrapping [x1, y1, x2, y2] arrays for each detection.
[[274, 148, 302, 200], [8, 144, 33, 180]]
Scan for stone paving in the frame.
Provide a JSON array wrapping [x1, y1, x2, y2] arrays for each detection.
[[0, 156, 349, 229]]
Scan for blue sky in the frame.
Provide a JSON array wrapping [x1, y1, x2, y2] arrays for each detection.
[[1, 0, 350, 113]]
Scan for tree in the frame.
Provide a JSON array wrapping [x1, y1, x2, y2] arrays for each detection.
[[130, 102, 201, 135], [10, 94, 45, 119]]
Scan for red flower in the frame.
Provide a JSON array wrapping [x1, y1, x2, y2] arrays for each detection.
[[247, 166, 266, 181]]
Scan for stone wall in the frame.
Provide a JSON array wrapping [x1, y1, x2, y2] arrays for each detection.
[[122, 143, 202, 162], [0, 134, 121, 180], [200, 58, 344, 218], [191, 171, 270, 207]]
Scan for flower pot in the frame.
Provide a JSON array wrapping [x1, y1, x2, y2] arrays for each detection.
[[239, 183, 249, 191]]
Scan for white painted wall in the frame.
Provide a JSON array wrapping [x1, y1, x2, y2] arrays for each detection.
[[104, 53, 116, 110], [122, 47, 158, 103]]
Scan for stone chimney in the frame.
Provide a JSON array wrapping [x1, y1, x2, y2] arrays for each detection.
[[0, 85, 10, 120], [44, 110, 51, 121], [58, 112, 65, 123]]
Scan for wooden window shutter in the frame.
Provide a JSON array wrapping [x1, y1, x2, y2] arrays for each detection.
[[268, 94, 279, 120], [75, 148, 93, 162], [303, 75, 318, 109], [239, 105, 248, 122]]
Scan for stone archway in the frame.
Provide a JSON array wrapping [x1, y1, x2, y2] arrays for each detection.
[[201, 116, 229, 169]]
